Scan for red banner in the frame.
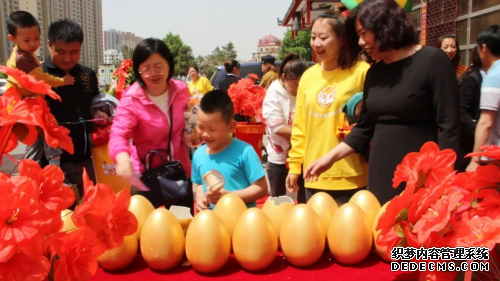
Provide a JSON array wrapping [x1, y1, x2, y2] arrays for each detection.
[[421, 4, 427, 45]]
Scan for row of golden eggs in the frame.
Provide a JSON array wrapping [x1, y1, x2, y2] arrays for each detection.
[[96, 190, 388, 273]]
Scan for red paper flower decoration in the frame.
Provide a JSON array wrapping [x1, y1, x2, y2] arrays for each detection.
[[49, 228, 107, 281], [376, 140, 500, 276], [0, 66, 60, 101], [227, 74, 266, 121], [71, 169, 138, 250]]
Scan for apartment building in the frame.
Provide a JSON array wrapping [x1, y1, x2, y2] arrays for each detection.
[[0, 0, 103, 70], [104, 29, 143, 51]]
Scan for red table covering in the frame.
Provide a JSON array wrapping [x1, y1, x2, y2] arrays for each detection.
[[93, 251, 420, 281]]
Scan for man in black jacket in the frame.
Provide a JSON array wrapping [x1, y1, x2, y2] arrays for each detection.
[[41, 19, 108, 205]]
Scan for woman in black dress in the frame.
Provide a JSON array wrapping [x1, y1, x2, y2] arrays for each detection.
[[304, 0, 460, 205]]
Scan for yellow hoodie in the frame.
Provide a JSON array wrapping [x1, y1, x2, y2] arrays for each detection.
[[288, 61, 369, 190]]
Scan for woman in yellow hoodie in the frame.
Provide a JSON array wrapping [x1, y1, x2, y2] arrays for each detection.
[[286, 12, 370, 205]]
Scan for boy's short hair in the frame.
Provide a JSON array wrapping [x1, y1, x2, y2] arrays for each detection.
[[48, 19, 84, 44], [7, 11, 40, 36], [200, 90, 235, 124]]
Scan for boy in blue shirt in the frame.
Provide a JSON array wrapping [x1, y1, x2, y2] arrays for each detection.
[[192, 90, 268, 211]]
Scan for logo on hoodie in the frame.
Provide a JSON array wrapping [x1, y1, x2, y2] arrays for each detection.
[[317, 86, 336, 109]]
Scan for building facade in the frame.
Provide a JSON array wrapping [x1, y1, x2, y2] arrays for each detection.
[[97, 63, 116, 87], [410, 0, 499, 66], [0, 0, 104, 70], [279, 0, 500, 66], [103, 49, 123, 64], [103, 29, 143, 51], [252, 35, 282, 62]]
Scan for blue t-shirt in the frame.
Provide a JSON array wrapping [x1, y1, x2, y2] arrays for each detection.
[[191, 138, 266, 208], [480, 60, 500, 148]]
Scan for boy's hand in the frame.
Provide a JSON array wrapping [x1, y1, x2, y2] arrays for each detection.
[[63, 74, 75, 86], [205, 189, 229, 205], [196, 195, 210, 212]]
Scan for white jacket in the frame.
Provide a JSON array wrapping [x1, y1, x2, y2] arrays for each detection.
[[262, 80, 296, 164]]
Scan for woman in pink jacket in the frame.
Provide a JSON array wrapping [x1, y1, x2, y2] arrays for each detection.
[[109, 38, 192, 213]]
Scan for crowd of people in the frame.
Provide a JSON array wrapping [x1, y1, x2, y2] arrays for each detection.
[[6, 0, 500, 215]]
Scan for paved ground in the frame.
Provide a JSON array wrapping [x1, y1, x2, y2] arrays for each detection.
[[0, 142, 26, 176]]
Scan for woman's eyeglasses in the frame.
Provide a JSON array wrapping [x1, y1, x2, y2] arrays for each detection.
[[138, 64, 168, 77]]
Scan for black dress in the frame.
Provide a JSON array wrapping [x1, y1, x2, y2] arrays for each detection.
[[344, 46, 460, 205]]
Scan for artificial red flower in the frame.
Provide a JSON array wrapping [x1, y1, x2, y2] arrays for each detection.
[[228, 74, 266, 121], [412, 191, 463, 244], [24, 96, 74, 154], [376, 188, 413, 235], [16, 160, 75, 235], [18, 160, 74, 212], [465, 164, 500, 197], [0, 66, 60, 101], [0, 251, 50, 281], [466, 144, 500, 161], [453, 215, 500, 251], [393, 142, 455, 190], [0, 95, 30, 126], [0, 179, 46, 262], [407, 171, 456, 223], [49, 228, 107, 281], [71, 169, 138, 250]]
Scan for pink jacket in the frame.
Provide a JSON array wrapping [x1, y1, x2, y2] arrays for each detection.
[[109, 80, 191, 178]]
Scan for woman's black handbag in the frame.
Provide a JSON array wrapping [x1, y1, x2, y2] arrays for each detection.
[[138, 105, 191, 208]]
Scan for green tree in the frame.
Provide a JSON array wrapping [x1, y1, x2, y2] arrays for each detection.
[[0, 62, 6, 78], [222, 42, 237, 61], [203, 42, 239, 79], [162, 32, 196, 76], [121, 45, 134, 60], [279, 30, 312, 62]]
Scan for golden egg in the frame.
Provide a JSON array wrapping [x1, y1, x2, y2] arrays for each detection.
[[306, 192, 338, 233], [128, 195, 155, 242], [280, 204, 325, 267], [262, 196, 295, 249], [328, 203, 372, 265], [349, 190, 381, 229], [214, 193, 247, 237], [186, 210, 231, 273], [373, 202, 392, 262], [232, 208, 278, 271], [61, 209, 76, 233], [178, 218, 192, 236], [97, 234, 137, 271], [140, 208, 185, 271]]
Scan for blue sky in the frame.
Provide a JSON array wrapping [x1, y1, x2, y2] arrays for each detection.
[[102, 0, 292, 61]]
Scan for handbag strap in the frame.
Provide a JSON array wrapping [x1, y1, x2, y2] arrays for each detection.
[[166, 104, 173, 161], [140, 103, 174, 171]]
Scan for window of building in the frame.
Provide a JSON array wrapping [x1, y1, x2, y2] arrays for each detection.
[[457, 0, 469, 16], [470, 9, 500, 44], [456, 20, 468, 46], [459, 50, 467, 66], [472, 0, 500, 13], [410, 9, 421, 28]]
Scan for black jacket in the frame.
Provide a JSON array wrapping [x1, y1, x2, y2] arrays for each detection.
[[456, 69, 482, 172], [42, 57, 99, 164], [218, 74, 240, 94], [459, 70, 482, 144]]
